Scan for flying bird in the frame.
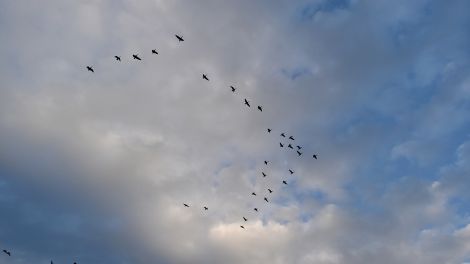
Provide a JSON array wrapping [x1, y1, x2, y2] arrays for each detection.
[[244, 99, 250, 107], [281, 133, 286, 137], [152, 49, 158, 54], [264, 197, 269, 202], [252, 192, 256, 196], [231, 86, 236, 92], [297, 145, 302, 150], [268, 188, 273, 193], [132, 54, 141, 60], [264, 160, 268, 165], [2, 250, 10, 256], [280, 143, 284, 147], [282, 180, 288, 185], [243, 217, 248, 221], [114, 56, 121, 61], [297, 151, 302, 156], [240, 225, 245, 229], [289, 136, 295, 140], [262, 172, 267, 177], [203, 74, 209, 81], [289, 169, 294, 174], [267, 128, 272, 133], [254, 208, 258, 212], [288, 144, 293, 149], [313, 154, 318, 159], [175, 34, 184, 41], [257, 106, 263, 112], [183, 203, 190, 207], [86, 66, 94, 72], [203, 206, 208, 210]]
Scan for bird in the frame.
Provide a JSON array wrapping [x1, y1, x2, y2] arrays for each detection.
[[203, 74, 209, 81], [267, 128, 272, 133], [240, 225, 245, 229], [264, 160, 268, 165], [183, 203, 190, 207], [262, 172, 267, 177], [280, 142, 284, 147], [297, 151, 302, 156], [297, 145, 302, 150], [268, 188, 273, 193], [244, 99, 250, 107], [51, 261, 53, 264], [254, 208, 258, 212], [282, 180, 288, 185], [252, 192, 256, 196], [289, 136, 295, 140], [281, 133, 286, 137], [2, 250, 10, 256], [231, 86, 236, 92], [288, 144, 293, 149], [175, 34, 184, 41], [289, 169, 294, 174], [203, 206, 208, 210], [257, 106, 263, 112], [313, 154, 318, 159], [114, 56, 121, 61], [132, 54, 141, 60], [264, 197, 269, 202], [86, 66, 94, 72], [243, 217, 248, 221], [152, 49, 158, 54]]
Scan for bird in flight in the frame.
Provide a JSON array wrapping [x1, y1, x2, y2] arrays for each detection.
[[175, 34, 184, 42], [183, 203, 190, 207], [297, 151, 302, 156], [243, 217, 248, 221], [231, 86, 236, 92], [262, 172, 267, 177], [264, 197, 269, 202], [267, 128, 272, 133], [203, 206, 208, 210], [86, 66, 94, 73], [288, 144, 293, 149], [297, 145, 302, 150], [257, 106, 263, 112], [282, 180, 288, 185], [152, 49, 158, 54], [280, 143, 284, 147], [289, 169, 294, 174], [244, 99, 250, 107], [203, 74, 209, 81], [281, 133, 286, 137], [313, 154, 318, 159], [289, 136, 295, 140], [240, 225, 245, 229], [252, 192, 257, 196], [132, 54, 141, 60], [264, 160, 268, 165], [254, 208, 258, 212], [114, 56, 121, 61], [268, 188, 273, 193], [2, 250, 10, 256]]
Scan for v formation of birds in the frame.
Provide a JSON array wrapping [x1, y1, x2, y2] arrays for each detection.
[[1, 33, 321, 264]]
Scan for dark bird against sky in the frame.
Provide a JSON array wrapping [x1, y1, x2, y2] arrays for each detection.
[[132, 54, 141, 60], [175, 34, 184, 41], [86, 66, 94, 73]]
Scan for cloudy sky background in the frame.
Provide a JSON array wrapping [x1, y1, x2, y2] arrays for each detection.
[[1, 0, 470, 263]]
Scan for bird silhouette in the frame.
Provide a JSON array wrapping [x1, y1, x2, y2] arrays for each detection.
[[86, 66, 94, 72], [268, 188, 273, 193], [231, 86, 236, 92], [183, 203, 190, 207], [282, 180, 288, 185], [254, 208, 258, 212], [264, 197, 269, 202], [262, 172, 267, 177], [297, 145, 302, 150], [252, 192, 256, 196], [289, 136, 295, 140], [289, 169, 294, 174], [288, 144, 293, 149], [281, 133, 286, 137], [2, 250, 10, 256], [243, 217, 248, 221], [297, 151, 302, 156], [152, 49, 158, 54], [264, 160, 268, 165], [203, 74, 209, 81], [240, 225, 245, 229], [132, 54, 141, 60], [203, 206, 208, 210], [51, 261, 53, 264], [257, 106, 263, 112], [175, 34, 184, 41], [267, 128, 272, 133], [114, 56, 121, 61], [244, 99, 250, 107], [280, 142, 284, 147], [313, 154, 318, 159]]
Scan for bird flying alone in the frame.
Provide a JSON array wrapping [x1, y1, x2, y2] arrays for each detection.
[[243, 217, 248, 221], [289, 169, 294, 174], [289, 136, 295, 140], [2, 250, 10, 256], [132, 54, 141, 60], [262, 172, 267, 177], [281, 133, 286, 137], [297, 145, 302, 150], [240, 225, 245, 229], [152, 49, 158, 54], [231, 86, 236, 92], [114, 56, 121, 61], [268, 188, 273, 193], [288, 144, 293, 149], [203, 206, 208, 210], [313, 154, 318, 159], [264, 197, 269, 202], [297, 151, 302, 156], [267, 128, 272, 133], [280, 142, 284, 147], [175, 34, 184, 41], [86, 66, 94, 72], [282, 180, 288, 185], [254, 208, 258, 212], [183, 203, 190, 207], [264, 160, 268, 165], [244, 99, 250, 107], [258, 106, 263, 112], [203, 74, 209, 81]]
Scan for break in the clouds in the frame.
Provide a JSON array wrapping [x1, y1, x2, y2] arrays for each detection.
[[1, 0, 470, 263]]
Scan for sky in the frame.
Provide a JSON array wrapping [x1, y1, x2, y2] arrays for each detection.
[[0, 0, 470, 263]]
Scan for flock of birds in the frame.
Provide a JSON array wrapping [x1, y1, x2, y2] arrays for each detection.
[[1, 33, 319, 263]]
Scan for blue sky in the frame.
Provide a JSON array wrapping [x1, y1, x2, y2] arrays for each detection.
[[0, 0, 470, 263]]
